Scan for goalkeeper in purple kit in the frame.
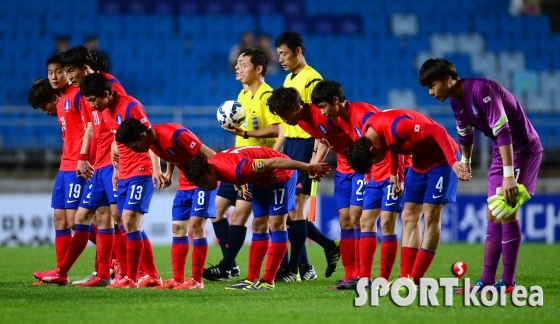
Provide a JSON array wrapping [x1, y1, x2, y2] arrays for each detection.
[[419, 58, 542, 293]]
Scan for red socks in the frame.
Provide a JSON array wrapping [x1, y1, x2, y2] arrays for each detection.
[[379, 235, 398, 281], [358, 232, 377, 279], [54, 228, 72, 268], [400, 246, 419, 278], [191, 238, 208, 282], [340, 229, 355, 280], [140, 231, 159, 279], [410, 248, 435, 285], [262, 231, 288, 283], [96, 228, 115, 280], [59, 224, 91, 275], [247, 233, 270, 282], [171, 237, 190, 283], [113, 225, 127, 276], [126, 231, 144, 281]]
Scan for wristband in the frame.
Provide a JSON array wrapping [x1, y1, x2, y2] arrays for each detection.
[[79, 154, 88, 160], [243, 131, 248, 139], [313, 148, 318, 153], [503, 165, 514, 178], [460, 155, 471, 164]]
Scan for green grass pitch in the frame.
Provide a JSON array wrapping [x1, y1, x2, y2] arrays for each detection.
[[0, 244, 558, 324]]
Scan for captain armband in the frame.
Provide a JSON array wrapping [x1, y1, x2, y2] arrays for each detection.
[[253, 159, 266, 173]]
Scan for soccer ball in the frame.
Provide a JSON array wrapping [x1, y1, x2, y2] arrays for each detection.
[[217, 100, 246, 128]]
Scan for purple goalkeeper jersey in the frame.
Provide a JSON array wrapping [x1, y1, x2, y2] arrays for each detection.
[[450, 78, 542, 152]]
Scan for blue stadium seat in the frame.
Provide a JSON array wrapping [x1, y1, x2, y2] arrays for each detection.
[[258, 14, 285, 36]]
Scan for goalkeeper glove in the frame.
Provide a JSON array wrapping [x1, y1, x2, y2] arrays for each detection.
[[487, 184, 531, 220]]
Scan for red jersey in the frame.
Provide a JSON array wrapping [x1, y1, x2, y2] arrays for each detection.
[[362, 109, 459, 174], [210, 146, 293, 187], [80, 73, 127, 168], [57, 84, 84, 171], [150, 124, 203, 191], [334, 102, 410, 182], [297, 104, 355, 174], [102, 94, 153, 179]]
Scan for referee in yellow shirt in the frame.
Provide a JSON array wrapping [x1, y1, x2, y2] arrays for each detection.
[[204, 49, 283, 282], [273, 32, 340, 282]]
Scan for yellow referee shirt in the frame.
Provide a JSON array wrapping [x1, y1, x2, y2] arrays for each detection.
[[282, 65, 323, 138], [234, 82, 282, 148]]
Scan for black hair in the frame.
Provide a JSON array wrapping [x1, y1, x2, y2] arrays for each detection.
[[267, 86, 302, 117], [27, 78, 59, 110], [61, 45, 93, 69], [346, 137, 375, 174], [115, 118, 148, 145], [80, 73, 113, 97], [90, 51, 109, 73], [275, 31, 305, 55], [311, 80, 346, 105], [183, 155, 211, 183], [46, 53, 64, 67], [240, 48, 268, 76], [418, 58, 458, 87]]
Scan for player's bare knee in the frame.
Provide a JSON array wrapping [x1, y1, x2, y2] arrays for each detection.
[[172, 221, 189, 237], [269, 216, 286, 231], [189, 217, 206, 238], [75, 207, 95, 225], [252, 217, 269, 233]]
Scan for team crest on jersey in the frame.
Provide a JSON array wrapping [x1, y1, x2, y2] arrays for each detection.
[[354, 126, 363, 137], [470, 104, 479, 116], [483, 96, 491, 103], [64, 100, 71, 111], [318, 124, 328, 134], [190, 141, 196, 148], [116, 114, 123, 125], [166, 148, 177, 156]]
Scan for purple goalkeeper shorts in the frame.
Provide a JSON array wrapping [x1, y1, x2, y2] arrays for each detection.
[[487, 147, 542, 197]]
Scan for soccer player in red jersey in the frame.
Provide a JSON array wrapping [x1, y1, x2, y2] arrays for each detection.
[[116, 119, 217, 290], [28, 58, 85, 284], [184, 146, 331, 290], [62, 46, 129, 285], [80, 73, 163, 288], [267, 86, 363, 288], [311, 80, 410, 288], [347, 109, 469, 286]]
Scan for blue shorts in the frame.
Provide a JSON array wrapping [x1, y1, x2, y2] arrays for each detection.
[[79, 165, 117, 210], [334, 171, 366, 209], [51, 171, 86, 210], [363, 178, 404, 212], [117, 176, 155, 215], [404, 163, 458, 205], [172, 187, 217, 221], [216, 182, 254, 203], [283, 138, 314, 195], [252, 172, 297, 218]]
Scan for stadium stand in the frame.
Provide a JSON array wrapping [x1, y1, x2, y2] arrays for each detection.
[[0, 0, 558, 167]]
